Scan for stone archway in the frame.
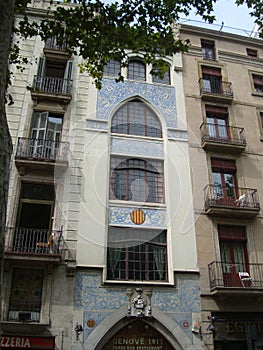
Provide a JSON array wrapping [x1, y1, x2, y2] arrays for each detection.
[[102, 319, 174, 350], [84, 306, 193, 350]]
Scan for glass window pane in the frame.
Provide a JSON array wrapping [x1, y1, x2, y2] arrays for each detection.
[[224, 173, 236, 198], [21, 183, 54, 201], [104, 59, 121, 77], [8, 269, 43, 322], [111, 100, 162, 138], [128, 60, 146, 81], [152, 64, 170, 85], [110, 158, 164, 203], [107, 228, 167, 281]]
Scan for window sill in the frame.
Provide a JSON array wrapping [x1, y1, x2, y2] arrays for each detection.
[[111, 133, 163, 142], [103, 279, 174, 287], [109, 199, 167, 209], [252, 91, 263, 97], [1, 321, 49, 333], [202, 57, 217, 62]]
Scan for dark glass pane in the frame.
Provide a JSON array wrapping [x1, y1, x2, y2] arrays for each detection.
[[21, 183, 54, 201], [152, 65, 170, 85], [107, 228, 167, 281], [104, 59, 121, 77], [8, 269, 43, 322], [18, 203, 52, 229], [128, 60, 146, 81]]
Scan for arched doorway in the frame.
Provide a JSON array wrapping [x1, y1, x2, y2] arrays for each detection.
[[84, 306, 192, 350], [102, 319, 174, 350]]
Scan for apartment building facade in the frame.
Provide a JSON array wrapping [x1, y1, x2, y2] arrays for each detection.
[[2, 1, 203, 350], [180, 23, 263, 350]]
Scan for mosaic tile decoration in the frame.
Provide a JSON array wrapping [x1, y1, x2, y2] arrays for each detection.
[[86, 119, 108, 131], [74, 271, 200, 342], [167, 128, 188, 140], [111, 137, 164, 158], [97, 79, 177, 128], [109, 206, 166, 228]]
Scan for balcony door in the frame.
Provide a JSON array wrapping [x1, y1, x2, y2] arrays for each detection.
[[218, 225, 248, 287], [206, 106, 229, 141], [211, 158, 237, 204], [36, 57, 73, 94], [202, 66, 222, 93], [14, 183, 55, 253], [30, 112, 62, 159]]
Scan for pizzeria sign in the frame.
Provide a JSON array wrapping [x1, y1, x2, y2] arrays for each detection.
[[1, 336, 55, 349]]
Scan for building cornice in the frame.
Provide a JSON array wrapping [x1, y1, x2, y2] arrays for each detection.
[[180, 24, 262, 47]]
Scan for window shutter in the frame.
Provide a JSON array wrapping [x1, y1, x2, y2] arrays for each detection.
[[260, 112, 263, 128], [64, 61, 73, 80], [211, 158, 236, 171], [201, 39, 215, 47], [202, 66, 221, 76], [253, 75, 263, 84], [63, 61, 73, 93], [36, 57, 46, 77], [205, 105, 228, 115], [31, 112, 49, 139], [218, 225, 246, 240]]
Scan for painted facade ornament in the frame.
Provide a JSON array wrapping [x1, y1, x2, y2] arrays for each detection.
[[130, 209, 146, 225], [126, 288, 152, 317]]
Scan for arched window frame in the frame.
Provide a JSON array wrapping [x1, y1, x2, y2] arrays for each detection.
[[111, 99, 162, 138]]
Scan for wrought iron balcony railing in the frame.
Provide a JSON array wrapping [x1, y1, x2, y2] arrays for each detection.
[[200, 123, 246, 146], [16, 137, 69, 163], [45, 37, 67, 51], [4, 227, 63, 255], [204, 185, 260, 210], [199, 78, 233, 97], [32, 76, 73, 95], [208, 261, 263, 289]]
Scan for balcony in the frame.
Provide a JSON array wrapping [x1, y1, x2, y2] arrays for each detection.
[[4, 227, 64, 263], [200, 123, 246, 153], [43, 37, 70, 60], [199, 78, 233, 103], [208, 261, 263, 296], [15, 137, 69, 174], [31, 76, 72, 102], [204, 185, 260, 218]]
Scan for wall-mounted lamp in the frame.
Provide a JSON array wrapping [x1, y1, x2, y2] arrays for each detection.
[[206, 316, 216, 335], [207, 323, 216, 333], [75, 323, 83, 341]]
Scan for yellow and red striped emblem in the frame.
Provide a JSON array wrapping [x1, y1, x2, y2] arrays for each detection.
[[131, 209, 146, 225]]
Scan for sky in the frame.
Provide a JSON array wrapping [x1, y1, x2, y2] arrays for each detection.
[[186, 0, 256, 31], [57, 0, 257, 33]]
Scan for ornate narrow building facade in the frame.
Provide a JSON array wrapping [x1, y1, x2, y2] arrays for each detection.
[[2, 1, 263, 350], [2, 1, 201, 350]]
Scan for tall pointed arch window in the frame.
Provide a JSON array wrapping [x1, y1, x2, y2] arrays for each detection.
[[111, 100, 162, 138], [108, 99, 166, 282]]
